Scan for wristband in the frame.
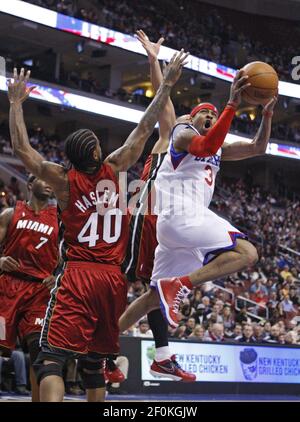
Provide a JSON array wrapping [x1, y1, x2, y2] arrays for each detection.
[[226, 102, 237, 110]]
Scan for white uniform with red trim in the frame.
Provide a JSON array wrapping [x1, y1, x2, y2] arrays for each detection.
[[150, 123, 246, 287]]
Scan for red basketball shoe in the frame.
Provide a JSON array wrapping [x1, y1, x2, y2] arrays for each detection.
[[150, 355, 196, 382], [105, 360, 125, 384], [156, 277, 191, 328]]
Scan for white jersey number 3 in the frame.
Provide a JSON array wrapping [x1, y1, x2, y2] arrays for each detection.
[[78, 210, 122, 247]]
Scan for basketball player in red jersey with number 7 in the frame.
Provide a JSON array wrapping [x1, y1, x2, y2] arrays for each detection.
[[0, 175, 59, 401], [8, 51, 188, 402]]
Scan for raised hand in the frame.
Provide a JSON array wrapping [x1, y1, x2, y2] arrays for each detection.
[[136, 29, 164, 62], [229, 70, 251, 108], [263, 94, 278, 116], [8, 68, 35, 105], [163, 49, 189, 88]]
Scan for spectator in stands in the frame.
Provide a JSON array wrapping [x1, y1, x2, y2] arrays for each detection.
[[181, 302, 193, 322], [278, 333, 286, 344], [172, 324, 188, 340], [289, 286, 300, 306], [133, 319, 153, 338], [0, 350, 29, 395], [250, 278, 268, 296], [264, 324, 281, 343], [263, 322, 272, 339], [253, 323, 265, 343], [189, 289, 202, 312], [201, 296, 212, 319], [237, 324, 257, 343], [191, 303, 206, 325], [235, 306, 251, 324], [207, 323, 225, 342], [206, 304, 223, 324], [284, 331, 298, 345], [268, 291, 279, 308], [188, 325, 205, 341], [280, 265, 293, 281], [222, 305, 235, 335], [280, 294, 296, 314], [224, 323, 242, 340], [130, 280, 146, 300], [184, 318, 196, 337], [265, 279, 278, 295]]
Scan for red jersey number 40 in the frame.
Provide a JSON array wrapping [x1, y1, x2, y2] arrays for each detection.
[[78, 209, 122, 247]]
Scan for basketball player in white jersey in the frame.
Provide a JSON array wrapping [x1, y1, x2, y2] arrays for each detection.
[[120, 70, 277, 330]]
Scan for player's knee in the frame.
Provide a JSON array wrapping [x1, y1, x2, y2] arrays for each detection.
[[147, 288, 160, 308], [78, 356, 105, 389], [240, 241, 258, 267], [33, 352, 65, 385], [33, 360, 64, 385]]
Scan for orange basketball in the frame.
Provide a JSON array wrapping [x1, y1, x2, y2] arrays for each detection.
[[241, 61, 278, 105]]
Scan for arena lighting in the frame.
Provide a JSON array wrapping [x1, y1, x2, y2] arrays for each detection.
[[1, 75, 299, 160], [1, 0, 300, 100]]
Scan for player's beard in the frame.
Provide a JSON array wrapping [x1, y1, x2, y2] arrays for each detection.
[[33, 191, 50, 202], [82, 157, 103, 174]]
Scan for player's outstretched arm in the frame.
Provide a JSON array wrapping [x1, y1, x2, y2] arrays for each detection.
[[222, 95, 277, 161], [173, 70, 250, 156], [0, 208, 20, 272], [8, 68, 67, 191], [136, 30, 176, 152], [105, 50, 189, 173]]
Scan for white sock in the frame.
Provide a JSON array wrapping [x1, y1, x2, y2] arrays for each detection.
[[155, 346, 172, 362]]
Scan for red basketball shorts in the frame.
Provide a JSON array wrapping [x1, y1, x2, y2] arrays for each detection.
[[0, 273, 50, 350], [40, 261, 127, 355]]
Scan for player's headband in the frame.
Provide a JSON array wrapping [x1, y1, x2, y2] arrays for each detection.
[[190, 103, 219, 118]]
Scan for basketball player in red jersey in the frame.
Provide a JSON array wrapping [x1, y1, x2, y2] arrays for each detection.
[[8, 52, 189, 402], [0, 175, 59, 401], [121, 30, 195, 381]]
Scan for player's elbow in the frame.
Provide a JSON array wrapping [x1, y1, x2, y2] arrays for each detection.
[[253, 139, 268, 156], [255, 147, 267, 156]]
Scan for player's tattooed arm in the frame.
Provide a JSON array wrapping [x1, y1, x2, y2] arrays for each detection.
[[222, 95, 277, 161], [106, 50, 189, 173], [0, 208, 20, 272], [136, 30, 176, 152], [8, 69, 68, 192]]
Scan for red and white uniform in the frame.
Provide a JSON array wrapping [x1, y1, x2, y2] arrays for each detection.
[[150, 124, 246, 286], [41, 164, 129, 355], [0, 201, 59, 350]]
